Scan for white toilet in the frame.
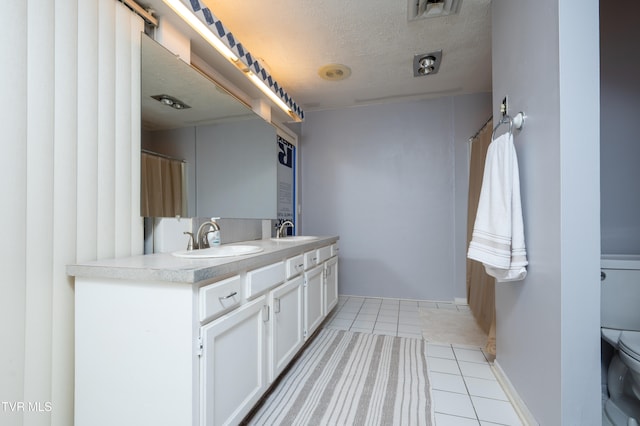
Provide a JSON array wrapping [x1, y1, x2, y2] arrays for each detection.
[[601, 255, 640, 426]]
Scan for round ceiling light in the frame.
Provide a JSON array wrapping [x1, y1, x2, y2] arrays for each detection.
[[318, 63, 352, 81]]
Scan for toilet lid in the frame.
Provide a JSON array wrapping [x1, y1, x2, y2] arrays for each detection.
[[619, 331, 640, 361]]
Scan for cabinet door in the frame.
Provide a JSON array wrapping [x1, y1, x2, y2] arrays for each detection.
[[200, 296, 268, 426], [324, 256, 339, 314], [304, 265, 324, 339], [270, 275, 304, 381]]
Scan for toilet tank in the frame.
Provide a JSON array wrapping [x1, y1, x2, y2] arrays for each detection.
[[601, 254, 640, 331]]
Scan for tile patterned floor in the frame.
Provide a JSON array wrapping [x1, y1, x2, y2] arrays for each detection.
[[324, 296, 523, 426]]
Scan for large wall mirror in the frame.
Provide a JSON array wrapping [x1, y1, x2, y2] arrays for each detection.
[[140, 33, 279, 219]]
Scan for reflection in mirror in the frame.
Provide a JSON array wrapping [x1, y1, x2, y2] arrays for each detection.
[[141, 34, 254, 131], [141, 34, 279, 219], [195, 117, 277, 219], [140, 150, 187, 217]]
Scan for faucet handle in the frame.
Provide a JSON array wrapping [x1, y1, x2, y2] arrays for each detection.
[[183, 232, 195, 251]]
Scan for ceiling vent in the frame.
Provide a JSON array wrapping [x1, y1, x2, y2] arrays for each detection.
[[409, 0, 462, 21]]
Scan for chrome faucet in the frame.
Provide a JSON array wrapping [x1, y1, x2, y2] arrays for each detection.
[[196, 219, 221, 249], [277, 220, 295, 238]]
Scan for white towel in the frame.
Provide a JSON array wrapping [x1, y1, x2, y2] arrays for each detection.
[[467, 132, 528, 282]]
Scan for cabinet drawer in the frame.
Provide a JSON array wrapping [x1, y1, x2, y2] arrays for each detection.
[[331, 243, 339, 257], [246, 261, 286, 299], [317, 245, 332, 264], [286, 254, 305, 279], [303, 250, 319, 270], [200, 275, 242, 323]]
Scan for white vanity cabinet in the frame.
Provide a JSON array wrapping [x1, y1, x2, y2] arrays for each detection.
[[71, 236, 338, 426], [304, 264, 325, 339], [324, 255, 339, 314], [199, 275, 242, 323], [245, 261, 285, 299], [285, 253, 305, 279], [268, 274, 304, 380], [200, 296, 269, 426]]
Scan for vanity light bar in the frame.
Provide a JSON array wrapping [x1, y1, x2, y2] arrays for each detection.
[[245, 71, 295, 119], [161, 0, 304, 122], [162, 0, 238, 62]]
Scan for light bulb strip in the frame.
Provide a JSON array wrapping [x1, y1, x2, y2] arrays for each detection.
[[163, 0, 304, 121], [163, 0, 238, 62], [246, 71, 294, 116]]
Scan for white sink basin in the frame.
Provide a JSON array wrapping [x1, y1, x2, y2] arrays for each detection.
[[172, 245, 263, 258], [270, 236, 319, 243]]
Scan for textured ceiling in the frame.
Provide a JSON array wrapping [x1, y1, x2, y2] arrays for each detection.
[[199, 0, 492, 111], [140, 0, 492, 118]]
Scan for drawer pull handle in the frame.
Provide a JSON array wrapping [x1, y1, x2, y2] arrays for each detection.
[[297, 263, 304, 269], [219, 291, 237, 300]]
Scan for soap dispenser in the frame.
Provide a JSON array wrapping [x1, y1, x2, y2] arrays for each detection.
[[209, 217, 221, 246]]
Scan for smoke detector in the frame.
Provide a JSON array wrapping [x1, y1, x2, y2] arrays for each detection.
[[409, 0, 462, 21]]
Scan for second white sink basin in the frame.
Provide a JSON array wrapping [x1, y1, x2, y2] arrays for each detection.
[[270, 236, 318, 243], [172, 245, 263, 258]]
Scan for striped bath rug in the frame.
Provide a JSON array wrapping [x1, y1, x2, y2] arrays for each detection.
[[247, 328, 433, 426]]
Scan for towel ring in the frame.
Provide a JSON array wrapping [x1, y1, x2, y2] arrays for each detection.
[[492, 112, 525, 139]]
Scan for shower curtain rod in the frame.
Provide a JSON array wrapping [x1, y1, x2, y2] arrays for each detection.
[[142, 149, 187, 163], [468, 116, 493, 142]]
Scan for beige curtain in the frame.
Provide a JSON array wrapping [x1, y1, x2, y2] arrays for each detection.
[[466, 119, 497, 356], [141, 152, 187, 217]]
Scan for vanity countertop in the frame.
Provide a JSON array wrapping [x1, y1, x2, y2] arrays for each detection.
[[67, 236, 338, 284]]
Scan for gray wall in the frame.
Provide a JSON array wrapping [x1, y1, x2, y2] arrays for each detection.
[[196, 119, 277, 219], [600, 0, 640, 254], [492, 1, 601, 424], [300, 93, 491, 301], [142, 117, 278, 219]]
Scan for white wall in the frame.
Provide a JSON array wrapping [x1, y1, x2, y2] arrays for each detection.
[[300, 94, 491, 301], [492, 1, 601, 424], [0, 1, 143, 425], [600, 0, 640, 254]]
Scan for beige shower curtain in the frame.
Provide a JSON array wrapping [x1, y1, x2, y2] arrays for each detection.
[[141, 152, 187, 217], [466, 119, 497, 356]]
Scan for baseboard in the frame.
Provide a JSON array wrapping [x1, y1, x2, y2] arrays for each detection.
[[454, 297, 468, 305], [492, 360, 538, 426]]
